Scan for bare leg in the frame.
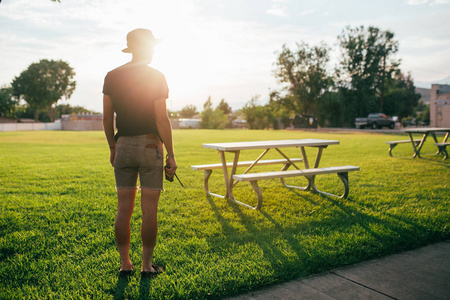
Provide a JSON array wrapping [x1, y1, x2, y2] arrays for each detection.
[[140, 188, 160, 272], [115, 188, 136, 271]]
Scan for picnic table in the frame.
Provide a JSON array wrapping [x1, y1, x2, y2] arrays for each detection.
[[192, 139, 359, 209], [387, 128, 450, 159]]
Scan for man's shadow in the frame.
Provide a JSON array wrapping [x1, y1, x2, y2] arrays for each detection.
[[138, 276, 152, 299], [113, 275, 130, 300], [112, 274, 156, 300]]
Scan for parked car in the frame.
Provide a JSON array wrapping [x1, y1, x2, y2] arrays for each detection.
[[355, 113, 396, 129]]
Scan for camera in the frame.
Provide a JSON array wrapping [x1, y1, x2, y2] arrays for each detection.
[[164, 164, 184, 187], [164, 165, 174, 182]]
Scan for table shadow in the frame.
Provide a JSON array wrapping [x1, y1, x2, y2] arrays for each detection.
[[205, 186, 438, 279]]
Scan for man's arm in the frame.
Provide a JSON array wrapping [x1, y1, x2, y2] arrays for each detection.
[[103, 94, 116, 167], [154, 97, 177, 175]]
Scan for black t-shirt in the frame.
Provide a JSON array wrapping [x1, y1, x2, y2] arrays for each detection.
[[103, 63, 169, 136]]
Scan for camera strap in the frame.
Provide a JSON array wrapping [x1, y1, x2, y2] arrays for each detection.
[[173, 173, 184, 187]]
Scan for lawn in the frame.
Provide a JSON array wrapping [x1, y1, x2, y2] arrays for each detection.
[[0, 130, 449, 299]]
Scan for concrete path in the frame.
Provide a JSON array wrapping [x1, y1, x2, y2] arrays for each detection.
[[228, 240, 450, 300]]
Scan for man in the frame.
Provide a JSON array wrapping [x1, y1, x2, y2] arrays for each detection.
[[102, 28, 177, 276]]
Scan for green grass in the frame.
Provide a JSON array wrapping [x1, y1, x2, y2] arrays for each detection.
[[0, 130, 449, 299]]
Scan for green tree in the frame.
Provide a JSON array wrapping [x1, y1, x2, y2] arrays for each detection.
[[167, 109, 178, 119], [274, 42, 332, 116], [416, 102, 430, 126], [54, 104, 98, 120], [179, 105, 198, 118], [267, 91, 295, 129], [241, 95, 274, 129], [200, 96, 229, 129], [0, 86, 17, 118], [11, 59, 76, 121], [217, 99, 233, 128], [383, 72, 420, 120], [337, 26, 400, 124], [217, 99, 232, 115], [316, 91, 346, 128]]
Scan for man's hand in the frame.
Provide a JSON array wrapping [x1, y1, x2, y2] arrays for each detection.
[[165, 156, 177, 177], [110, 148, 116, 167]]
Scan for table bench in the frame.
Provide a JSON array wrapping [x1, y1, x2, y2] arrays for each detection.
[[192, 158, 303, 197], [398, 128, 450, 158], [435, 142, 450, 159], [386, 139, 421, 157], [233, 166, 360, 209], [195, 139, 359, 210]]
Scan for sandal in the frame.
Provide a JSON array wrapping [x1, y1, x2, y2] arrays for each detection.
[[141, 265, 163, 277], [119, 267, 135, 277]]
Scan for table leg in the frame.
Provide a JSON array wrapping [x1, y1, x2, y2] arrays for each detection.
[[220, 150, 240, 200], [300, 147, 310, 169], [410, 132, 428, 158], [300, 146, 318, 190], [430, 132, 441, 155], [313, 147, 324, 168], [308, 146, 325, 192], [284, 146, 335, 195], [443, 132, 449, 143], [232, 148, 270, 188], [203, 151, 231, 199], [274, 148, 301, 170], [442, 132, 450, 159], [225, 150, 262, 209]]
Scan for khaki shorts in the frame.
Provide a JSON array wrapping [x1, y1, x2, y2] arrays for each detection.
[[114, 134, 164, 190]]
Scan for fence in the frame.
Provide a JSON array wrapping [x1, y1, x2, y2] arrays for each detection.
[[0, 120, 106, 132], [0, 121, 62, 132]]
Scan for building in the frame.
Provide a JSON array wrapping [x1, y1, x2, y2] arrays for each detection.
[[430, 84, 450, 128]]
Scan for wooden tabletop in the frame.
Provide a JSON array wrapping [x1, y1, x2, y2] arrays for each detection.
[[202, 139, 340, 151], [402, 127, 450, 133]]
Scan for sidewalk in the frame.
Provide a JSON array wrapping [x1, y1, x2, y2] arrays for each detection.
[[228, 240, 450, 300]]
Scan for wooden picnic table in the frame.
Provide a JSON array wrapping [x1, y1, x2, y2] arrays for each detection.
[[402, 127, 450, 158], [193, 139, 359, 209]]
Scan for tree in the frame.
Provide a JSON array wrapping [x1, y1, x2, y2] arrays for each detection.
[[54, 104, 98, 120], [337, 26, 400, 123], [316, 91, 346, 128], [200, 96, 229, 129], [383, 72, 420, 120], [274, 42, 332, 116], [0, 86, 17, 118], [179, 105, 198, 118], [416, 102, 430, 126], [241, 95, 274, 129], [217, 99, 232, 115], [167, 109, 178, 119], [11, 59, 76, 121]]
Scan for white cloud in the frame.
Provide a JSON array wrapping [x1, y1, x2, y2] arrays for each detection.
[[407, 0, 450, 4], [266, 5, 288, 17], [1, 0, 449, 112], [299, 9, 316, 16], [407, 0, 429, 4]]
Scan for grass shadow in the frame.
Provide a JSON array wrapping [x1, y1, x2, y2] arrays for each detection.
[[316, 192, 436, 253], [138, 275, 156, 300], [419, 156, 450, 169], [205, 194, 310, 278], [112, 274, 131, 300]]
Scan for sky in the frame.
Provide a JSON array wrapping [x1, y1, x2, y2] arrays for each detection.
[[1, 0, 449, 114]]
